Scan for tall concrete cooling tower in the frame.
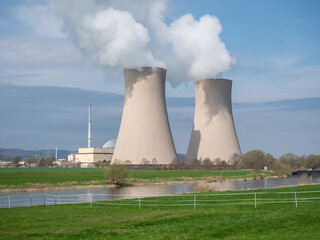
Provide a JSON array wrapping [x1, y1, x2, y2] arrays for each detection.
[[186, 79, 241, 164], [112, 67, 177, 165]]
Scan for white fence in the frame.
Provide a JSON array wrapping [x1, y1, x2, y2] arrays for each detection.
[[1, 190, 320, 209]]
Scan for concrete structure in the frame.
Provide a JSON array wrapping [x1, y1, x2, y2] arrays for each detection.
[[68, 140, 115, 163], [68, 147, 114, 163], [112, 67, 177, 165], [80, 163, 95, 168], [186, 79, 241, 164], [88, 102, 92, 148]]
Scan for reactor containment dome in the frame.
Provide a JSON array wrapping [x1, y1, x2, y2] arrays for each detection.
[[103, 139, 116, 149]]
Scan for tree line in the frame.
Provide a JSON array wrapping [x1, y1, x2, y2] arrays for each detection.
[[241, 150, 320, 176], [11, 156, 56, 167]]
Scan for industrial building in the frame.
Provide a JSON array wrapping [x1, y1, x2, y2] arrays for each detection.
[[186, 78, 241, 164], [111, 67, 177, 165], [68, 139, 116, 163]]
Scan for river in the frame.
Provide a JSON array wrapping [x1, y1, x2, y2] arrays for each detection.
[[0, 174, 319, 208]]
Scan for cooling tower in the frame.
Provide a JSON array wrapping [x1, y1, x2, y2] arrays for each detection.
[[186, 79, 241, 164], [112, 67, 177, 165]]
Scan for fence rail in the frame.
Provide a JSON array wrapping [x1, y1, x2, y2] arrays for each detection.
[[1, 190, 320, 209]]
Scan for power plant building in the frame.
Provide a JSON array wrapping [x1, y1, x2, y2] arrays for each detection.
[[112, 67, 177, 165], [186, 79, 241, 164], [68, 139, 116, 163]]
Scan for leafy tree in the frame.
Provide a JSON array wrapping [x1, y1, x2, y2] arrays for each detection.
[[202, 158, 213, 167], [105, 163, 130, 185], [241, 150, 266, 170], [141, 159, 150, 165], [272, 162, 291, 176], [25, 157, 36, 167], [190, 159, 201, 168], [215, 159, 228, 167], [38, 158, 45, 167], [12, 156, 22, 167], [44, 156, 55, 166], [305, 154, 320, 169], [265, 153, 276, 169], [228, 153, 242, 169], [279, 153, 302, 170]]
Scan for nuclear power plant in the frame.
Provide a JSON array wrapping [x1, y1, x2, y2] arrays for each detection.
[[111, 67, 177, 165], [186, 79, 241, 164], [70, 70, 241, 166]]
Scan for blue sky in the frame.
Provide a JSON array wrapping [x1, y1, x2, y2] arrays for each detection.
[[0, 0, 319, 157]]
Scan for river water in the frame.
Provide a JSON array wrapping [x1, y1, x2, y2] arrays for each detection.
[[0, 175, 319, 208]]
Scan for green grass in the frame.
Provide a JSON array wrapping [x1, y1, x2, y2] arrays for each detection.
[[0, 185, 319, 239], [0, 168, 275, 190]]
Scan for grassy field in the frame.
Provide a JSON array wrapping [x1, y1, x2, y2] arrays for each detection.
[[0, 185, 319, 239], [0, 168, 275, 190]]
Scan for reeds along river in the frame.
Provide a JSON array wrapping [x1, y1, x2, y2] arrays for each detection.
[[0, 175, 319, 208]]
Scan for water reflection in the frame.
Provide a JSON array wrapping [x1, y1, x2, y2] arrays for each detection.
[[0, 175, 319, 208]]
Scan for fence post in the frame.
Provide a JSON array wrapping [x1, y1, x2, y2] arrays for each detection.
[[8, 196, 10, 209], [55, 195, 57, 206], [30, 194, 32, 207], [295, 192, 298, 208], [194, 194, 196, 210], [139, 197, 141, 210], [44, 195, 46, 206], [254, 192, 257, 209], [90, 193, 92, 207]]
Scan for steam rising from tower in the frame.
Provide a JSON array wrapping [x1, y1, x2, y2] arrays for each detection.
[[51, 0, 234, 85], [186, 79, 241, 163], [112, 67, 177, 165]]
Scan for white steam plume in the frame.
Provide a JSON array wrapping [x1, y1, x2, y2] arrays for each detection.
[[51, 0, 233, 85], [50, 0, 164, 68]]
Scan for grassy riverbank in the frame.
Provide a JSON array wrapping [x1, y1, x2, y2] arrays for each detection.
[[0, 185, 319, 239], [0, 168, 275, 191]]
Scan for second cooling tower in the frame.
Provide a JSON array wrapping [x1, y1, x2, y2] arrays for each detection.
[[112, 67, 177, 165], [186, 79, 241, 163]]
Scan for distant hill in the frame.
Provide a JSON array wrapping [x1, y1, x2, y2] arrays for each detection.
[[0, 148, 74, 161], [0, 148, 185, 162]]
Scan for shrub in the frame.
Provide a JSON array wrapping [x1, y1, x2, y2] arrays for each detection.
[[195, 182, 216, 192], [105, 163, 130, 185], [299, 174, 308, 185], [251, 172, 258, 180], [219, 171, 224, 182], [272, 162, 291, 177]]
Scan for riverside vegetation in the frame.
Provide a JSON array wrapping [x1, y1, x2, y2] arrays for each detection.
[[0, 185, 319, 240], [1, 149, 319, 191], [0, 168, 275, 191]]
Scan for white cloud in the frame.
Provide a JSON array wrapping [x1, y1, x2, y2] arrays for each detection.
[[0, 38, 80, 65], [12, 3, 65, 38], [227, 53, 320, 102], [0, 38, 124, 94], [268, 54, 301, 70]]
